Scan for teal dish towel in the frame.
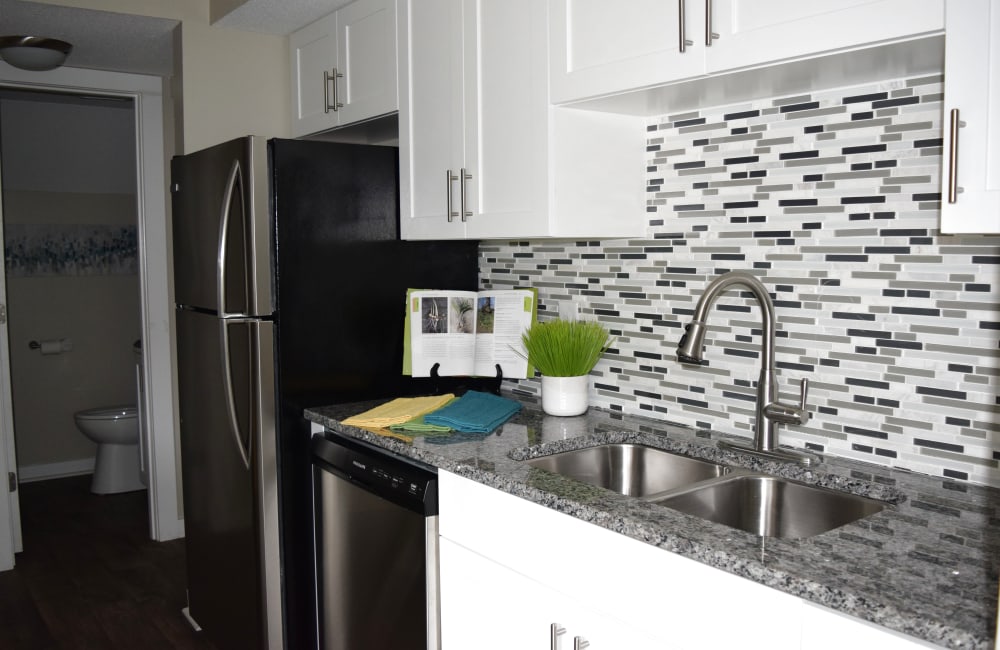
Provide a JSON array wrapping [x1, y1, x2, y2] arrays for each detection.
[[423, 391, 521, 433]]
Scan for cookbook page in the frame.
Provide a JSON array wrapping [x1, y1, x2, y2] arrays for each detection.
[[472, 289, 536, 379], [406, 290, 479, 377]]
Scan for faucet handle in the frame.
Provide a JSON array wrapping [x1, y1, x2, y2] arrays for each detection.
[[798, 378, 810, 413], [764, 377, 810, 426]]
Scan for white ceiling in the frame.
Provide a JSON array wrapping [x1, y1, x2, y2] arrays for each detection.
[[0, 0, 350, 77]]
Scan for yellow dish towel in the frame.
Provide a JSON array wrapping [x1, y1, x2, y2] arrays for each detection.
[[342, 394, 456, 429]]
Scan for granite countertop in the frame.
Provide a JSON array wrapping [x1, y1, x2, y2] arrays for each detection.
[[305, 393, 1000, 650]]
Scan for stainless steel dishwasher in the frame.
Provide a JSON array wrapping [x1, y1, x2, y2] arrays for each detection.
[[311, 431, 440, 650]]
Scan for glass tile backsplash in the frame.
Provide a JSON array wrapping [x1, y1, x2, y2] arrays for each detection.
[[480, 74, 1000, 486]]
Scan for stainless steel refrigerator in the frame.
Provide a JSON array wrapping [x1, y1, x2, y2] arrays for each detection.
[[171, 136, 478, 650]]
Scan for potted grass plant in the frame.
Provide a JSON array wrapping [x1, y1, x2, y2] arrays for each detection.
[[520, 319, 613, 416]]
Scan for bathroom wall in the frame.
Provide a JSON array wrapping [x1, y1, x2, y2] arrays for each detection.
[[481, 74, 1000, 487], [1, 94, 141, 479]]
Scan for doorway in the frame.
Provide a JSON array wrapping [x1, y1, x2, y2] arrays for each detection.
[[1, 89, 143, 492], [0, 65, 182, 572]]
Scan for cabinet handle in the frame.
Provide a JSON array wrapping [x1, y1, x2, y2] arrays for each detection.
[[948, 108, 965, 204], [550, 623, 566, 650], [573, 637, 590, 650], [705, 0, 719, 45], [324, 68, 344, 113], [445, 169, 458, 222], [460, 168, 472, 222], [678, 0, 693, 52]]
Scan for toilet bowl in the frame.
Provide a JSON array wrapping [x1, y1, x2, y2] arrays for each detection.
[[74, 405, 145, 494]]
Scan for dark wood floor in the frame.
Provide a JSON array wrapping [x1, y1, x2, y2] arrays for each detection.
[[0, 475, 218, 650]]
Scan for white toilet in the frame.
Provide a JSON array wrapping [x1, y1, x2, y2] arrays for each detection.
[[74, 405, 145, 494]]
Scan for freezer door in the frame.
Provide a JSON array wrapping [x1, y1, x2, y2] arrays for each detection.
[[172, 136, 273, 316], [176, 309, 280, 650]]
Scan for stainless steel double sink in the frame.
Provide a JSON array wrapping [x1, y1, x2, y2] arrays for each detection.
[[524, 443, 884, 539]]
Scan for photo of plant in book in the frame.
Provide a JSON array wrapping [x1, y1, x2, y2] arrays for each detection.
[[477, 297, 495, 334], [450, 297, 474, 333], [421, 297, 448, 333]]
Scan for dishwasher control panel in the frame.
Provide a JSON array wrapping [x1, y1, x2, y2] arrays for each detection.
[[312, 431, 438, 515]]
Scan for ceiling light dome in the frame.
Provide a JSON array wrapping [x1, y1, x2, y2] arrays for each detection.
[[0, 36, 73, 71]]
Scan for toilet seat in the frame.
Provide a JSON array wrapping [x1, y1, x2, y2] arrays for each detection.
[[75, 405, 137, 421]]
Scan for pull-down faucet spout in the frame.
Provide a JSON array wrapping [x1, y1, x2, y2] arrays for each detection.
[[677, 271, 818, 466]]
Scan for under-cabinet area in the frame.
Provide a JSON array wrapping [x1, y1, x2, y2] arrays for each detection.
[[306, 402, 999, 650]]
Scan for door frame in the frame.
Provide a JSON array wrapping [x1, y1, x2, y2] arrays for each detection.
[[0, 63, 184, 559]]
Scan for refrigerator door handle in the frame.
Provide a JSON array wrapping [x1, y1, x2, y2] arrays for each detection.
[[217, 159, 248, 319], [219, 317, 252, 470]]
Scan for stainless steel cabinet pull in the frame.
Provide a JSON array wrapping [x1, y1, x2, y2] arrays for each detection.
[[678, 0, 693, 52], [573, 637, 590, 650], [550, 623, 566, 649], [445, 169, 458, 221], [460, 168, 472, 221], [948, 108, 965, 204], [705, 0, 719, 45], [324, 68, 344, 113]]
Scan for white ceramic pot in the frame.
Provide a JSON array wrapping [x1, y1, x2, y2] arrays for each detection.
[[541, 375, 590, 417]]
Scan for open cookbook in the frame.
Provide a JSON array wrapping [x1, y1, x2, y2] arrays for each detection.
[[403, 288, 537, 378]]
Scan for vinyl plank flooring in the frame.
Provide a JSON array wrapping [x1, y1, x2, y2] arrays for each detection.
[[0, 476, 218, 650]]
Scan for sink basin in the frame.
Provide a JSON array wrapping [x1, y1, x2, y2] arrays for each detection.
[[651, 474, 884, 538], [524, 443, 729, 497]]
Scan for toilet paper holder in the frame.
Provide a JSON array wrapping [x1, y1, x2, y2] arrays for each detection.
[[29, 338, 73, 354]]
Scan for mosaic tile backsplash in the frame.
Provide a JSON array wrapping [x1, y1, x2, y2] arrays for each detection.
[[481, 74, 1000, 487]]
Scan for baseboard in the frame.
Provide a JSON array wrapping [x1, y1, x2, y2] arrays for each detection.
[[17, 458, 95, 483]]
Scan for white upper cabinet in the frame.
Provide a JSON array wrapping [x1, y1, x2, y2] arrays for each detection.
[[398, 0, 644, 240], [289, 0, 398, 137], [549, 0, 704, 104], [704, 0, 944, 73], [940, 0, 1000, 234], [550, 0, 945, 105]]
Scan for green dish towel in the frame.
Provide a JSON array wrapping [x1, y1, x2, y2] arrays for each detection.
[[423, 390, 521, 433], [389, 415, 454, 435], [389, 397, 457, 435]]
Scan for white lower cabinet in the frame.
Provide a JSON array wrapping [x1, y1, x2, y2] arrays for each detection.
[[439, 470, 939, 650], [438, 471, 802, 650]]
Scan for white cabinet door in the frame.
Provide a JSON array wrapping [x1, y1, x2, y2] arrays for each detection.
[[940, 0, 1000, 234], [705, 0, 944, 73], [289, 0, 398, 137], [439, 537, 663, 650], [439, 537, 553, 649], [290, 12, 339, 136], [400, 0, 645, 240], [549, 0, 706, 104], [398, 0, 466, 239], [462, 0, 549, 239], [336, 0, 398, 125]]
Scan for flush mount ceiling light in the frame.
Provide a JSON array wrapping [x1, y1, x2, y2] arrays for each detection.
[[0, 36, 73, 71]]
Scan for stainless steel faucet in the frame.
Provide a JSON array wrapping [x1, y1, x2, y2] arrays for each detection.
[[677, 271, 819, 465]]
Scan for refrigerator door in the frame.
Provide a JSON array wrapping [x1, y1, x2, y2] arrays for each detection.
[[172, 136, 272, 317], [176, 308, 279, 650]]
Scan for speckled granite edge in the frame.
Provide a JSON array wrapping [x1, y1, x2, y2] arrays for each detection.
[[305, 400, 999, 650]]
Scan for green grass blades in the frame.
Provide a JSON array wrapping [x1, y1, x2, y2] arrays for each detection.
[[520, 319, 613, 377]]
